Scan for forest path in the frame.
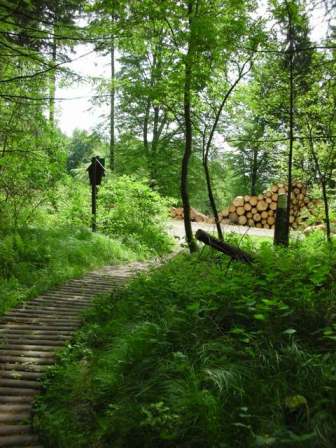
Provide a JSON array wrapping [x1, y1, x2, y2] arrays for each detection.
[[0, 260, 151, 448], [167, 219, 274, 240]]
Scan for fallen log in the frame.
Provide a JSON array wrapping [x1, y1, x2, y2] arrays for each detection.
[[195, 229, 255, 264]]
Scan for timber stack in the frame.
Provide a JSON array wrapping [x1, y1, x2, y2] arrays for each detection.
[[219, 181, 313, 229], [170, 206, 210, 223]]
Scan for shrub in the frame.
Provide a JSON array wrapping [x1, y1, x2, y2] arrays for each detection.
[[98, 175, 173, 256]]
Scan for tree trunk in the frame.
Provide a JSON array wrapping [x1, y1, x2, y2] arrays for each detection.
[[202, 58, 251, 241], [143, 97, 150, 158], [181, 1, 197, 253], [109, 18, 115, 171], [251, 148, 258, 196], [308, 130, 331, 242], [203, 158, 223, 240], [49, 34, 57, 126], [151, 105, 160, 180], [321, 178, 331, 242], [285, 4, 294, 247]]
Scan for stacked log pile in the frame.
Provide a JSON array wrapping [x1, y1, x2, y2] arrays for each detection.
[[170, 207, 210, 223], [219, 182, 312, 229]]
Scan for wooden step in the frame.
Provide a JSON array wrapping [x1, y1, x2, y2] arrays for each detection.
[[0, 378, 40, 389], [0, 425, 31, 436], [0, 434, 39, 447], [0, 370, 42, 381], [0, 396, 34, 404]]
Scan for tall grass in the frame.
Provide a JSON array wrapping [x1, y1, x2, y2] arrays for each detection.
[[0, 226, 139, 316]]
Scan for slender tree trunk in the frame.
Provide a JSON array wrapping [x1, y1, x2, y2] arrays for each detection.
[[251, 148, 258, 195], [285, 7, 294, 247], [202, 59, 251, 241], [151, 105, 160, 180], [308, 132, 331, 242], [143, 97, 150, 156], [181, 1, 197, 253], [203, 158, 223, 240], [109, 18, 115, 171], [49, 34, 57, 126], [321, 179, 331, 242]]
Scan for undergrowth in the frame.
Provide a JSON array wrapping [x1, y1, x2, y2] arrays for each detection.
[[0, 226, 139, 316], [35, 233, 336, 447]]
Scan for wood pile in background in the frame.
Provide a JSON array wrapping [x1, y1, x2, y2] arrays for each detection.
[[170, 207, 210, 223], [219, 181, 312, 229]]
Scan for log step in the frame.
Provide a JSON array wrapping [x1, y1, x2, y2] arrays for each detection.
[[0, 425, 31, 436], [0, 434, 39, 447]]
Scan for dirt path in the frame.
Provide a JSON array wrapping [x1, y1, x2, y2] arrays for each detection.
[[0, 261, 150, 448], [167, 219, 274, 241]]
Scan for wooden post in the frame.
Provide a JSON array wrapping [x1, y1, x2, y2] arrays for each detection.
[[91, 160, 97, 232], [274, 193, 288, 246], [92, 184, 97, 232], [87, 157, 105, 233]]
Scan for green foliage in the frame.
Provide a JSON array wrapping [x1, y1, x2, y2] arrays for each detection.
[[36, 235, 336, 447], [98, 175, 173, 256], [0, 225, 138, 316], [67, 129, 108, 172]]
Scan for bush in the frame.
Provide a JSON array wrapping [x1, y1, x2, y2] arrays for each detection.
[[98, 175, 173, 256], [35, 235, 336, 448]]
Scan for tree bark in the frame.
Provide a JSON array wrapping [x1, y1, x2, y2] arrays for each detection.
[[109, 14, 115, 171], [285, 2, 294, 247], [251, 148, 258, 196], [202, 58, 251, 241], [181, 1, 197, 253], [49, 34, 57, 126], [307, 129, 331, 242]]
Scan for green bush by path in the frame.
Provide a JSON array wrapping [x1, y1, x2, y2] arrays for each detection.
[[98, 175, 173, 256], [0, 226, 139, 316], [35, 234, 336, 448]]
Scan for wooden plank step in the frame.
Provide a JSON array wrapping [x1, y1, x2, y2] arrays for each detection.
[[0, 425, 31, 436], [0, 355, 54, 365], [0, 387, 38, 396], [0, 337, 66, 346], [0, 396, 34, 404], [0, 344, 60, 353], [0, 378, 40, 389], [6, 310, 81, 320], [0, 434, 39, 447], [0, 350, 54, 359], [0, 370, 42, 381], [0, 404, 32, 414], [0, 327, 75, 334], [0, 412, 31, 424], [16, 307, 80, 316], [30, 298, 90, 307], [0, 320, 80, 330], [0, 317, 80, 327], [0, 364, 48, 375]]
